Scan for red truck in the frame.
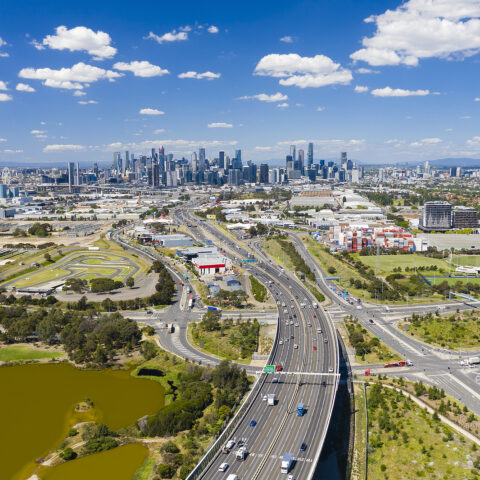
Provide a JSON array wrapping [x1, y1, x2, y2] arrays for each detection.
[[384, 360, 412, 368]]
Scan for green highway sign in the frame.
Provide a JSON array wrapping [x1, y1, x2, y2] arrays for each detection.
[[263, 365, 275, 373]]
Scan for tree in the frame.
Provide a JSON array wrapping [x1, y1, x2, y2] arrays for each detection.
[[156, 464, 175, 479], [101, 297, 115, 312], [328, 266, 337, 275], [37, 317, 58, 344], [90, 278, 118, 293], [63, 278, 87, 294], [126, 276, 134, 288], [44, 252, 52, 262], [200, 310, 221, 331], [60, 447, 77, 461]]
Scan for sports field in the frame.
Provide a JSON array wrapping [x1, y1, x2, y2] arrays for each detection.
[[451, 254, 480, 267], [352, 253, 449, 275]]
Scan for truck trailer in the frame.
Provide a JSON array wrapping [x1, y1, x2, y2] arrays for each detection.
[[267, 394, 276, 406], [281, 453, 293, 473]]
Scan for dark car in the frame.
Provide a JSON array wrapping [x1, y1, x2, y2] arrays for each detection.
[[300, 442, 307, 451]]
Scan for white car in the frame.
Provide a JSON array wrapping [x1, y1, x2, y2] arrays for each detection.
[[287, 475, 295, 480], [328, 367, 333, 373], [295, 323, 299, 327], [219, 462, 229, 472], [294, 344, 298, 349], [262, 395, 267, 401], [279, 340, 284, 345], [356, 305, 362, 310], [290, 321, 294, 325], [307, 323, 312, 327]]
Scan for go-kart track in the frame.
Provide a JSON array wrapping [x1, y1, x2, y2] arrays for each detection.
[[3, 251, 140, 293]]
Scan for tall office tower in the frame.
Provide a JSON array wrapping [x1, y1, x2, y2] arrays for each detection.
[[93, 162, 99, 177], [290, 145, 296, 162], [158, 146, 165, 172], [219, 151, 225, 169], [228, 168, 242, 186], [347, 159, 353, 171], [307, 142, 313, 169], [125, 151, 130, 173], [351, 169, 360, 183], [75, 162, 80, 186], [340, 152, 347, 169], [232, 149, 242, 170], [199, 148, 206, 171], [298, 149, 305, 173], [113, 152, 121, 171], [424, 160, 430, 174], [285, 155, 294, 179], [68, 161, 75, 191], [268, 168, 278, 184], [259, 163, 269, 184], [319, 159, 325, 167], [420, 201, 452, 231]]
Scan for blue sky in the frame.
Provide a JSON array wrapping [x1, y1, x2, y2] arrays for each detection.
[[1, 0, 480, 165]]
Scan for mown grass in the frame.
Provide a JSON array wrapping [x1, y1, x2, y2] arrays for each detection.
[[0, 345, 64, 362], [352, 253, 449, 276]]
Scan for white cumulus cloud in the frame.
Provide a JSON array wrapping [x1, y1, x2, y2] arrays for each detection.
[[277, 103, 289, 108], [145, 30, 188, 44], [78, 100, 98, 104], [73, 90, 86, 96], [113, 60, 169, 77], [371, 86, 430, 97], [178, 71, 221, 79], [208, 25, 219, 34], [280, 36, 294, 43], [316, 106, 325, 111], [19, 62, 123, 90], [16, 83, 35, 92], [0, 93, 12, 101], [208, 122, 233, 128], [0, 81, 8, 90], [354, 85, 369, 93], [350, 0, 480, 67], [40, 26, 116, 60], [30, 130, 46, 134], [410, 137, 443, 147], [139, 108, 165, 115], [254, 53, 352, 88], [238, 92, 288, 102], [43, 144, 86, 152], [153, 129, 165, 134]]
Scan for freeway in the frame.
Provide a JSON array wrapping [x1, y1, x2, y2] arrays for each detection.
[[289, 232, 480, 417], [175, 210, 339, 480]]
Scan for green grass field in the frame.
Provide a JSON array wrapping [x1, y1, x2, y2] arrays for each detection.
[[0, 345, 64, 362], [426, 276, 480, 286], [366, 383, 478, 480], [452, 254, 480, 267], [352, 253, 449, 276], [400, 311, 480, 349]]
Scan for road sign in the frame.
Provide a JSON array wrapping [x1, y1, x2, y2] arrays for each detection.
[[263, 365, 275, 373]]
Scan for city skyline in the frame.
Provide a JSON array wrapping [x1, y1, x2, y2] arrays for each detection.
[[2, 0, 480, 165]]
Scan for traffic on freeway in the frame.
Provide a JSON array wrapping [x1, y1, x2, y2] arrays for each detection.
[[176, 208, 339, 480]]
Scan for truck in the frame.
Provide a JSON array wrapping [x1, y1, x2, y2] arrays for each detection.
[[267, 393, 276, 406], [460, 356, 480, 366], [188, 298, 194, 308], [235, 447, 246, 461], [384, 360, 413, 368], [297, 403, 304, 416], [207, 306, 222, 312], [281, 453, 293, 473]]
